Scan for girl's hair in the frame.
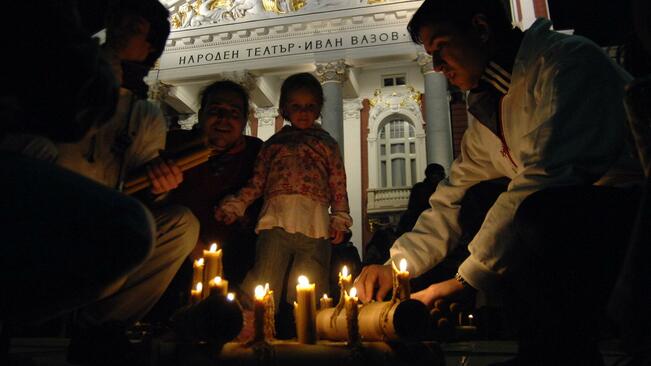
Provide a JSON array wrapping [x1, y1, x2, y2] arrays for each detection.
[[279, 73, 324, 119]]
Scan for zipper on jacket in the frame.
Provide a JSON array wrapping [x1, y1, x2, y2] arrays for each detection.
[[498, 96, 518, 170]]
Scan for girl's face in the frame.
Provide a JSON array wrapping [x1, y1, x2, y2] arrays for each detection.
[[283, 90, 320, 130]]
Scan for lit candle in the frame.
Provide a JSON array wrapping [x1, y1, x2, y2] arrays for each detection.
[[208, 276, 229, 297], [345, 287, 360, 345], [467, 313, 475, 327], [320, 293, 333, 309], [203, 243, 223, 288], [295, 275, 317, 344], [394, 258, 411, 301], [192, 258, 204, 290], [253, 285, 266, 342], [226, 292, 235, 302], [190, 282, 203, 305], [339, 265, 352, 293]]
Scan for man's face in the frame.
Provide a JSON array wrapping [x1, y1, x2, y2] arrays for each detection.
[[199, 90, 247, 153], [419, 20, 488, 91]]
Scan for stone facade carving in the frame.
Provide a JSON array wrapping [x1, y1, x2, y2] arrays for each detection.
[[178, 113, 199, 130], [169, 0, 392, 29], [416, 52, 433, 74], [343, 98, 363, 121], [369, 86, 422, 122], [255, 106, 278, 126], [315, 60, 348, 84]]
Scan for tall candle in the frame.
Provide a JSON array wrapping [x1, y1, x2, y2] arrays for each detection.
[[394, 259, 411, 301], [190, 282, 203, 305], [345, 287, 360, 345], [320, 294, 333, 309], [253, 285, 266, 342], [295, 275, 317, 344], [203, 243, 223, 288], [208, 276, 229, 297], [192, 258, 205, 290]]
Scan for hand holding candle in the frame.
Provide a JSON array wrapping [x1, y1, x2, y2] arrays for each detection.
[[295, 275, 317, 344]]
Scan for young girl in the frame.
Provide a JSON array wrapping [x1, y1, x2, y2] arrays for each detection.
[[215, 72, 352, 310]]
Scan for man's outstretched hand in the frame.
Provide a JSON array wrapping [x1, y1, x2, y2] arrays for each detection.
[[410, 278, 468, 308], [354, 264, 393, 303]]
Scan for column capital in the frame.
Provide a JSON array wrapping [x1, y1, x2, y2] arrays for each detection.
[[417, 52, 434, 75], [315, 59, 348, 84], [255, 106, 278, 126], [146, 80, 168, 103], [343, 98, 363, 120]]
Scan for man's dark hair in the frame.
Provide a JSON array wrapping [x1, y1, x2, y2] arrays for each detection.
[[106, 0, 170, 67], [279, 73, 324, 119], [425, 163, 446, 179], [199, 80, 250, 119], [407, 0, 512, 44]]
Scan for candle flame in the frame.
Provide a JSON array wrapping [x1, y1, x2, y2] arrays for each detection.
[[209, 243, 218, 252], [298, 275, 309, 286], [342, 265, 349, 277], [213, 276, 222, 284], [349, 287, 357, 298], [195, 258, 204, 266], [195, 282, 203, 292], [399, 258, 408, 272], [323, 293, 329, 299], [468, 314, 474, 319], [254, 285, 265, 300], [227, 293, 235, 301]]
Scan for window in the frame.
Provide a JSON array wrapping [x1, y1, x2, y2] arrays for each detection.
[[378, 118, 417, 188], [382, 74, 407, 87]]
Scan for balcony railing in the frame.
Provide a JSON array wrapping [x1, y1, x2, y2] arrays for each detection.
[[367, 187, 410, 213]]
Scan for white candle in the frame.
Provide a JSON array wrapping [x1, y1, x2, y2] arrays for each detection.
[[394, 259, 411, 301], [339, 265, 352, 292], [208, 276, 229, 297], [203, 243, 223, 288], [190, 282, 203, 305], [295, 275, 317, 344], [192, 258, 204, 290], [320, 293, 333, 309]]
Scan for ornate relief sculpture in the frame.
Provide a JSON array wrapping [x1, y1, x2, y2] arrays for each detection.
[[169, 0, 391, 29]]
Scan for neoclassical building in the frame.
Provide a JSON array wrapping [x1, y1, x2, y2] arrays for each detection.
[[150, 0, 550, 256]]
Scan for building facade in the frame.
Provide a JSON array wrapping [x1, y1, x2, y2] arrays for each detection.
[[152, 0, 548, 256]]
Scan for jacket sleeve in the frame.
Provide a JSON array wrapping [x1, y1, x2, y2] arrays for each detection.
[[219, 145, 271, 217], [458, 38, 632, 291], [389, 121, 503, 277], [127, 100, 166, 173], [327, 142, 353, 231]]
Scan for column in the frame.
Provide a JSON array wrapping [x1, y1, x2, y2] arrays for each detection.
[[417, 52, 453, 172], [315, 60, 347, 155], [343, 98, 363, 256]]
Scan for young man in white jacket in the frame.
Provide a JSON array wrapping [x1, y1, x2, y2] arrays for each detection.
[[355, 0, 641, 364]]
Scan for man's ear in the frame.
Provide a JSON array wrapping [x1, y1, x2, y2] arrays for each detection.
[[471, 14, 491, 43]]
